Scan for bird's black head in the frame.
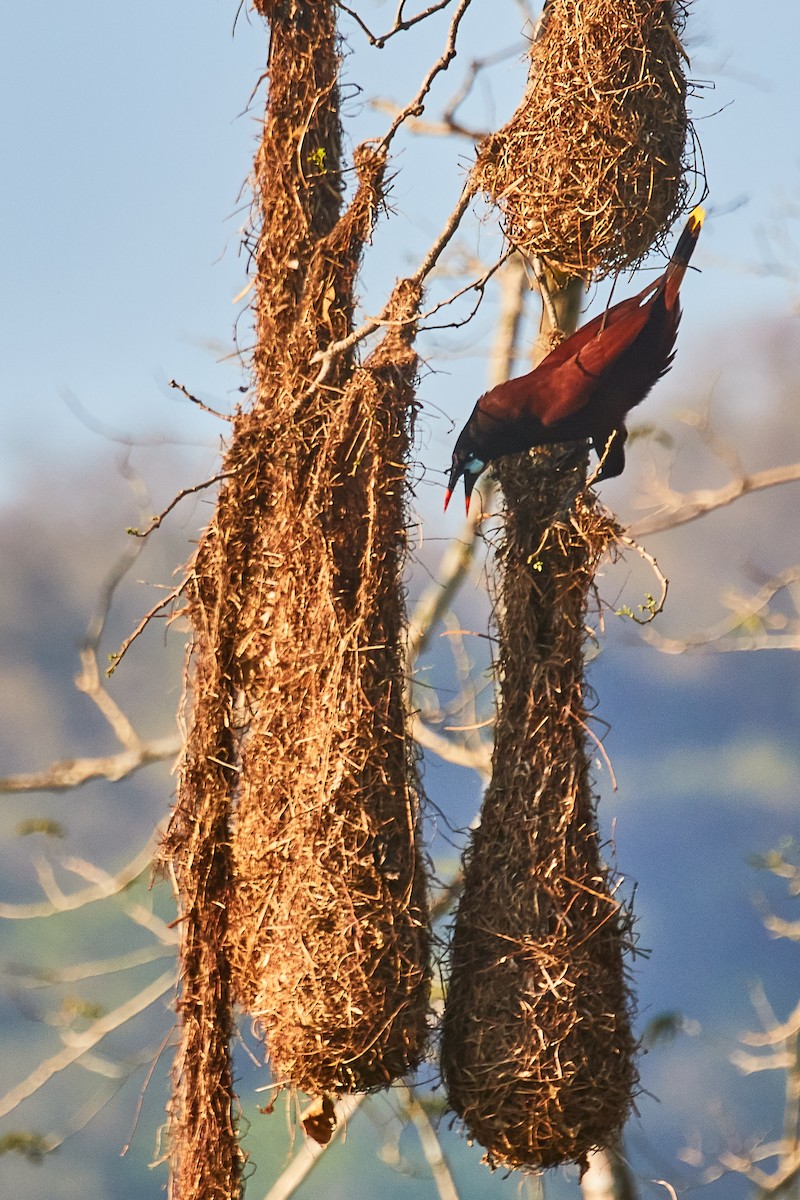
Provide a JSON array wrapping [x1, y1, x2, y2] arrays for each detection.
[[444, 442, 486, 515]]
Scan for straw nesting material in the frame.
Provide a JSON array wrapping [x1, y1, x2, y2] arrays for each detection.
[[227, 281, 432, 1094], [473, 0, 695, 277], [442, 451, 638, 1170], [164, 8, 431, 1187], [226, 2, 431, 1095], [160, 7, 350, 1192]]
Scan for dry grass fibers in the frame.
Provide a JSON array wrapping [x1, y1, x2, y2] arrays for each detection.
[[227, 277, 431, 1094], [474, 0, 695, 277], [162, 5, 430, 1195], [442, 452, 638, 1171]]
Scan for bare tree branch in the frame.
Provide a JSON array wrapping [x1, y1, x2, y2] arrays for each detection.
[[581, 1147, 639, 1200], [259, 1095, 365, 1200], [168, 378, 232, 421], [0, 734, 180, 795], [631, 461, 800, 538], [397, 1084, 461, 1200], [7, 945, 174, 986], [411, 712, 491, 774], [108, 579, 188, 675], [407, 254, 528, 666], [378, 0, 475, 150], [0, 838, 158, 920], [0, 968, 175, 1120], [371, 39, 526, 142], [642, 565, 800, 654], [338, 0, 456, 49], [310, 177, 480, 384], [127, 471, 235, 539]]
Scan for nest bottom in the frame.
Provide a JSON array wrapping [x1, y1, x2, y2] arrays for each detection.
[[443, 887, 637, 1170]]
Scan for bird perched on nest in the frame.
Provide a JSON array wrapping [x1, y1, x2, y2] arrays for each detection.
[[444, 206, 706, 514]]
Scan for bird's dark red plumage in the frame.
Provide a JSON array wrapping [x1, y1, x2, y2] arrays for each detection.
[[444, 207, 705, 513]]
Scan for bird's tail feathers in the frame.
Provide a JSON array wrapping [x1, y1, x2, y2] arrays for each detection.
[[662, 205, 705, 308]]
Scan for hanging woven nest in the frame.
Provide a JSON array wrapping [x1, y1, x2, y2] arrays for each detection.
[[442, 457, 638, 1170], [227, 282, 432, 1095], [473, 0, 697, 278], [164, 0, 432, 1125]]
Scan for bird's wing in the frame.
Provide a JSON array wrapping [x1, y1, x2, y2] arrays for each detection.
[[539, 278, 660, 369], [535, 290, 661, 426]]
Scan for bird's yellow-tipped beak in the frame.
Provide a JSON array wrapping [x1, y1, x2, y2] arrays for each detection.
[[689, 205, 706, 232]]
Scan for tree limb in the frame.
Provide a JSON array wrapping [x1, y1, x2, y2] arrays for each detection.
[[0, 735, 181, 795], [0, 968, 175, 1120], [631, 462, 800, 538]]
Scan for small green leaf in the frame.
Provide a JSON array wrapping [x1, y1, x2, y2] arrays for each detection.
[[0, 1131, 52, 1163], [642, 1010, 684, 1047], [16, 819, 66, 839]]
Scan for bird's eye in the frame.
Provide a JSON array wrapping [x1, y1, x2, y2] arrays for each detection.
[[464, 457, 485, 474]]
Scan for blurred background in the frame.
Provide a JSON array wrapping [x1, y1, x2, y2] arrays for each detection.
[[1, 2, 799, 1198]]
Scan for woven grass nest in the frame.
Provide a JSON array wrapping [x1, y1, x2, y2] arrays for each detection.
[[225, 281, 432, 1096], [442, 456, 638, 1170], [474, 0, 696, 277], [219, 29, 433, 1093], [166, 12, 432, 1105]]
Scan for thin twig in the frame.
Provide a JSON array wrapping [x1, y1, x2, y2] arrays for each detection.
[[308, 0, 477, 388], [108, 581, 189, 676], [642, 566, 800, 655], [127, 470, 235, 538], [310, 177, 479, 384], [338, 0, 455, 48], [379, 0, 474, 149], [371, 39, 523, 142], [121, 1027, 176, 1156], [168, 379, 232, 421], [65, 456, 158, 745], [418, 250, 511, 332], [575, 713, 618, 791], [616, 533, 669, 624], [410, 176, 480, 289]]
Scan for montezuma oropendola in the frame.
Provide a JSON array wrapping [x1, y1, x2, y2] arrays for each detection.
[[444, 206, 706, 514]]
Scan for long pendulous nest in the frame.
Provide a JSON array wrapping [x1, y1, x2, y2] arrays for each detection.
[[162, 8, 431, 1193], [226, 279, 432, 1093], [473, 0, 698, 278], [442, 452, 638, 1171]]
